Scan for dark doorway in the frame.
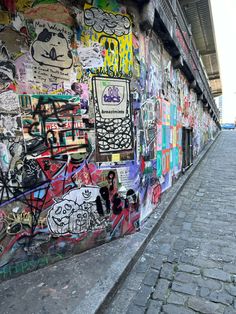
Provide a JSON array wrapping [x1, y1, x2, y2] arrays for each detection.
[[182, 127, 193, 172]]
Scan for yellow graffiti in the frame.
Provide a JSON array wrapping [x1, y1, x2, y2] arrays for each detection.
[[82, 4, 133, 77], [16, 0, 33, 12], [0, 211, 47, 238], [0, 11, 11, 25]]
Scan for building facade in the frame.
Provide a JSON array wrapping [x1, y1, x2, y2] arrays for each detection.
[[0, 0, 219, 280]]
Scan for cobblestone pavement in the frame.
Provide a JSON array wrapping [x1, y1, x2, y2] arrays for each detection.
[[104, 131, 236, 314]]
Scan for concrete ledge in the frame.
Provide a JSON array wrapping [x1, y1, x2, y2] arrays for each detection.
[[0, 133, 221, 314]]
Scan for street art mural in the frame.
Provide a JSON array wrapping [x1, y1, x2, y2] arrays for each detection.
[[0, 0, 218, 280]]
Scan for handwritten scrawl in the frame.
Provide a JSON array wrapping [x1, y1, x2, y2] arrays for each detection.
[[84, 7, 131, 36]]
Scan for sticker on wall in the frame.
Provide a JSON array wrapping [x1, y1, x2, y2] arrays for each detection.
[[77, 42, 104, 69], [92, 76, 134, 161]]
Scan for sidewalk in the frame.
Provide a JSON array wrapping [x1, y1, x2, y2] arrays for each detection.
[[0, 133, 221, 314], [105, 131, 236, 314]]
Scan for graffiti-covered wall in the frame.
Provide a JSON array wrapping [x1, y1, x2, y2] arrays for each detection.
[[0, 0, 218, 280]]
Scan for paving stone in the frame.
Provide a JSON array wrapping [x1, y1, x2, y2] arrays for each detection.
[[123, 272, 146, 291], [171, 281, 197, 296], [223, 306, 236, 314], [152, 279, 170, 301], [187, 296, 225, 314], [173, 239, 186, 251], [167, 292, 188, 305], [196, 277, 223, 290], [225, 284, 236, 297], [135, 260, 150, 273], [151, 256, 165, 271], [174, 271, 199, 283], [223, 264, 236, 274], [126, 303, 146, 314], [203, 269, 231, 282], [192, 257, 221, 269], [208, 291, 234, 306], [199, 287, 210, 297], [210, 253, 235, 263], [183, 222, 192, 231], [158, 244, 171, 255], [180, 254, 194, 264], [177, 264, 200, 275], [160, 263, 174, 280], [146, 300, 162, 314], [162, 304, 195, 314], [132, 284, 153, 307], [167, 251, 181, 263], [142, 269, 160, 287]]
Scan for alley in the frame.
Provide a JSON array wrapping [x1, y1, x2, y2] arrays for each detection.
[[104, 131, 236, 314]]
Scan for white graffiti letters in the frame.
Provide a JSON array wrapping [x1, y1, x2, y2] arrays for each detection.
[[84, 7, 131, 37]]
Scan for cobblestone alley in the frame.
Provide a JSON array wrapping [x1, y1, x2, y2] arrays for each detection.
[[104, 131, 236, 314]]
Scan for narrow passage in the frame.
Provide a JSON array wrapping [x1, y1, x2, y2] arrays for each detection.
[[105, 132, 236, 314]]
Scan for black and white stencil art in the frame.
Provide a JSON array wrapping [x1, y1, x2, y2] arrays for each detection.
[[47, 186, 109, 235], [92, 77, 133, 156], [31, 20, 73, 70]]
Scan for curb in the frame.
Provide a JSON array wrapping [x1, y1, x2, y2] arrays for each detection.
[[97, 131, 222, 313]]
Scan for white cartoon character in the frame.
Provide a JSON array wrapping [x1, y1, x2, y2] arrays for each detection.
[[31, 28, 73, 70], [47, 186, 108, 235]]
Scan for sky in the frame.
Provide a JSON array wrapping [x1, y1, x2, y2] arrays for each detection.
[[210, 0, 236, 123]]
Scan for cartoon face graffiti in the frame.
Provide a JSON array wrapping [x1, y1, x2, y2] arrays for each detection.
[[99, 35, 120, 73], [47, 199, 78, 235], [75, 206, 90, 231], [31, 28, 73, 70], [47, 186, 109, 235]]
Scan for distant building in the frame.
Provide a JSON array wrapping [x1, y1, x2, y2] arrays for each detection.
[[215, 95, 223, 123]]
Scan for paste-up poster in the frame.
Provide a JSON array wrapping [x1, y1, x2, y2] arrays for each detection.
[[0, 90, 22, 138], [161, 172, 172, 192], [19, 94, 93, 158], [16, 19, 74, 92], [162, 99, 170, 125], [77, 42, 104, 69], [140, 97, 160, 160], [92, 76, 134, 162]]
